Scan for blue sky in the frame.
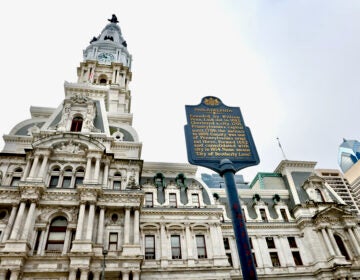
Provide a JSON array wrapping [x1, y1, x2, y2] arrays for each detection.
[[0, 1, 359, 181]]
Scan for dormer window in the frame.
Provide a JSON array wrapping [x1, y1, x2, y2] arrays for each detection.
[[71, 117, 83, 132]]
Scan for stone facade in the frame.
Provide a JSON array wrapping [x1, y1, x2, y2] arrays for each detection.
[[0, 15, 359, 280]]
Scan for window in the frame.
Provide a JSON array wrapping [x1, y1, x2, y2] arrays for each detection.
[[287, 237, 297, 248], [260, 209, 268, 222], [46, 217, 67, 251], [49, 176, 59, 188], [266, 237, 275, 249], [226, 253, 233, 266], [171, 235, 181, 259], [196, 235, 207, 258], [145, 235, 155, 259], [34, 230, 42, 253], [10, 177, 20, 187], [113, 180, 121, 190], [270, 252, 280, 267], [249, 237, 253, 249], [70, 117, 83, 132], [223, 238, 230, 250], [334, 234, 350, 260], [169, 193, 177, 208], [145, 193, 153, 207], [62, 176, 72, 188], [192, 194, 200, 208], [109, 233, 118, 251], [280, 209, 288, 222], [75, 168, 84, 187], [292, 251, 303, 265]]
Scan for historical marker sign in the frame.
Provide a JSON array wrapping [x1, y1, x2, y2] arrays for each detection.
[[184, 96, 259, 173], [185, 96, 260, 279]]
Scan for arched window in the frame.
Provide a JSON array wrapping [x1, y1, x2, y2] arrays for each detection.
[[62, 167, 73, 188], [46, 217, 67, 251], [71, 117, 83, 132], [334, 234, 350, 260], [10, 167, 23, 187], [113, 172, 122, 190], [75, 168, 84, 187], [315, 189, 325, 202], [49, 166, 61, 188]]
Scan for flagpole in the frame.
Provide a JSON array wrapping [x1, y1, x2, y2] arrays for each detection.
[[276, 137, 287, 160]]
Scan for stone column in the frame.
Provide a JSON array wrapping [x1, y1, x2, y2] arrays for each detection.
[[2, 205, 18, 242], [321, 228, 335, 256], [94, 157, 101, 183], [9, 270, 19, 280], [160, 223, 167, 260], [215, 224, 226, 256], [353, 226, 360, 245], [21, 201, 37, 240], [185, 223, 193, 259], [80, 269, 88, 280], [132, 271, 140, 280], [68, 269, 77, 280], [252, 236, 263, 268], [103, 162, 109, 188], [84, 157, 92, 182], [37, 229, 46, 255], [10, 201, 26, 240], [22, 159, 31, 180], [75, 203, 86, 240], [62, 228, 72, 255], [38, 154, 49, 180], [97, 207, 105, 244], [0, 270, 6, 280], [133, 209, 139, 245], [28, 154, 40, 178], [122, 271, 129, 280], [327, 228, 341, 256], [93, 271, 101, 280], [348, 227, 360, 256], [209, 224, 219, 257], [124, 208, 130, 244], [86, 203, 95, 241]]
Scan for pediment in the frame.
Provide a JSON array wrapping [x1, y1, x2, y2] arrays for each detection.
[[32, 133, 106, 152], [313, 205, 353, 220]]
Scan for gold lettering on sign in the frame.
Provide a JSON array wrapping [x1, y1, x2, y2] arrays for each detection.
[[190, 108, 252, 158]]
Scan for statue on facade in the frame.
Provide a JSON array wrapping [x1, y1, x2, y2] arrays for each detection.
[[108, 14, 119, 23]]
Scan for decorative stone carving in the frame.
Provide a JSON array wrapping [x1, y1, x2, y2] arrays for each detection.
[[54, 140, 86, 155]]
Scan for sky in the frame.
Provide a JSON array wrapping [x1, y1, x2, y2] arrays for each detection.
[[0, 1, 359, 183]]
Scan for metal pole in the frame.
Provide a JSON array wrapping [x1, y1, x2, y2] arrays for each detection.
[[101, 248, 108, 280], [220, 159, 258, 280]]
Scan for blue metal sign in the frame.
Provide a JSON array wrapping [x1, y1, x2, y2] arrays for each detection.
[[184, 96, 260, 279], [184, 96, 259, 173]]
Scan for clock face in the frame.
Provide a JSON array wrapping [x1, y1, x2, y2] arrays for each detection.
[[97, 52, 114, 64]]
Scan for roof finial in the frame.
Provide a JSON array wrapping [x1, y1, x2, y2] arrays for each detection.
[[108, 14, 119, 23]]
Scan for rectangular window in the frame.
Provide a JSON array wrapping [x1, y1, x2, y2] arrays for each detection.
[[10, 177, 20, 187], [145, 235, 155, 259], [266, 237, 276, 249], [196, 235, 207, 258], [226, 253, 233, 267], [249, 237, 253, 249], [169, 193, 177, 208], [109, 233, 118, 251], [280, 209, 288, 222], [62, 176, 72, 188], [145, 193, 153, 207], [260, 209, 268, 222], [171, 235, 181, 259], [270, 252, 280, 267], [192, 194, 200, 207], [223, 237, 230, 250], [75, 176, 83, 187], [287, 236, 297, 248], [113, 181, 121, 190], [49, 176, 59, 188], [292, 251, 303, 265]]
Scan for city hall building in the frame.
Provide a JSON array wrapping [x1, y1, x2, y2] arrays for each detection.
[[0, 15, 359, 280]]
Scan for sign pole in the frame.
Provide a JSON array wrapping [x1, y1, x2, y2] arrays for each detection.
[[220, 159, 258, 280]]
